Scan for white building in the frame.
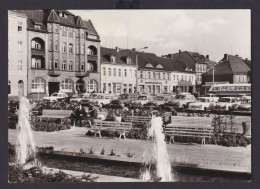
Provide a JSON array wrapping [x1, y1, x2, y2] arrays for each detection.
[[8, 10, 28, 98], [138, 52, 196, 94], [101, 47, 196, 95], [101, 47, 136, 94]]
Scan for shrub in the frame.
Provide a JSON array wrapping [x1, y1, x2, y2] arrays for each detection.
[[8, 165, 97, 182], [31, 119, 70, 132]]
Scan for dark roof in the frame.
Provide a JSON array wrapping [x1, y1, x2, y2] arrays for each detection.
[[162, 51, 214, 69], [243, 59, 251, 68], [101, 47, 188, 72], [204, 54, 251, 76], [228, 55, 251, 74], [16, 10, 99, 36]]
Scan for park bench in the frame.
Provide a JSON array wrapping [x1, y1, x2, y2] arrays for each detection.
[[124, 116, 152, 127], [92, 120, 133, 139], [37, 110, 72, 125], [164, 116, 213, 145]]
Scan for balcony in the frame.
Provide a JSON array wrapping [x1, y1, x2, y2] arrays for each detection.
[[48, 70, 61, 77], [87, 54, 98, 62], [75, 71, 88, 78], [31, 49, 45, 56]]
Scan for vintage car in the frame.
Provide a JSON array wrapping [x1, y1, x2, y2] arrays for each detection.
[[234, 96, 251, 115], [213, 97, 241, 112], [202, 93, 219, 102], [187, 97, 216, 111], [43, 92, 68, 102], [130, 95, 155, 106], [167, 93, 196, 109], [88, 94, 118, 106], [69, 94, 84, 103], [117, 93, 140, 106], [148, 96, 166, 105]]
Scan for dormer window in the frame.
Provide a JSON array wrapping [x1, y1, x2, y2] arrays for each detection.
[[145, 63, 153, 68], [156, 64, 163, 69], [34, 24, 41, 29], [58, 12, 67, 18], [111, 55, 116, 63], [126, 57, 131, 64]]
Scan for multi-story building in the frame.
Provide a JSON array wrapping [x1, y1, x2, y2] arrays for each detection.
[[201, 54, 251, 94], [100, 47, 196, 95], [101, 47, 136, 94], [10, 10, 101, 99], [138, 52, 196, 94], [8, 10, 28, 98], [162, 50, 215, 94]]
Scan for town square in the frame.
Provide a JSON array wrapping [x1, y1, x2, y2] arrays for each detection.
[[7, 9, 251, 182]]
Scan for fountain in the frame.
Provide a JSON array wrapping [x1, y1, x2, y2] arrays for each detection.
[[140, 116, 174, 181], [15, 96, 36, 166]]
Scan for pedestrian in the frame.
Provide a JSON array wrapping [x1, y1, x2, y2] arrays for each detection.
[[78, 105, 86, 127]]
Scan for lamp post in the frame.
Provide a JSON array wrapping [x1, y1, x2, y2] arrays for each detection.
[[135, 47, 148, 93]]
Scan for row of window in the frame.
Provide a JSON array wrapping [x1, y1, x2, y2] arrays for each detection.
[[31, 57, 96, 72], [103, 67, 136, 78], [139, 71, 170, 80], [51, 24, 85, 39], [31, 78, 98, 93], [172, 74, 194, 82], [196, 64, 207, 72], [102, 83, 134, 94], [211, 86, 251, 91]]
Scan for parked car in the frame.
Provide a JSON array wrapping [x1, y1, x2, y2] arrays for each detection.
[[88, 94, 118, 106], [118, 93, 140, 106], [187, 97, 216, 111], [43, 92, 68, 102], [102, 99, 124, 109], [130, 95, 155, 106], [69, 94, 84, 103], [147, 96, 166, 106], [213, 97, 241, 112], [168, 93, 196, 109], [202, 93, 219, 102], [234, 96, 251, 115]]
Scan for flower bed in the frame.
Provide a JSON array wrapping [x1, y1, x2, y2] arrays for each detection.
[[31, 119, 71, 132], [8, 165, 97, 183], [165, 133, 251, 147]]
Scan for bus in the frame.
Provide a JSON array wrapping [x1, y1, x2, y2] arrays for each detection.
[[208, 83, 251, 97]]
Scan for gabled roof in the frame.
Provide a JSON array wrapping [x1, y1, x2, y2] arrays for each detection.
[[228, 55, 251, 74], [204, 54, 251, 76], [75, 16, 87, 28], [16, 9, 99, 36], [101, 47, 189, 72], [46, 10, 61, 23], [162, 51, 214, 69]]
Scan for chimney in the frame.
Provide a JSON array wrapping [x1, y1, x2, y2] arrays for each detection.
[[245, 58, 248, 60], [132, 48, 136, 51], [115, 46, 120, 52], [224, 54, 228, 61], [235, 54, 239, 57], [179, 49, 181, 53], [206, 55, 209, 59]]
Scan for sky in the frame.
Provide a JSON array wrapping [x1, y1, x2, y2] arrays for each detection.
[[70, 10, 250, 61]]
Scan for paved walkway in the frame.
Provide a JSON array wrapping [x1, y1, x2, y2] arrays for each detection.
[[8, 127, 251, 174]]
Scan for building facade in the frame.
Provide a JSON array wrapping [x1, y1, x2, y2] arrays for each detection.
[[162, 50, 215, 94], [138, 52, 195, 94], [10, 10, 101, 99], [101, 47, 136, 94], [100, 47, 196, 95], [201, 54, 251, 94], [8, 10, 28, 98]]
